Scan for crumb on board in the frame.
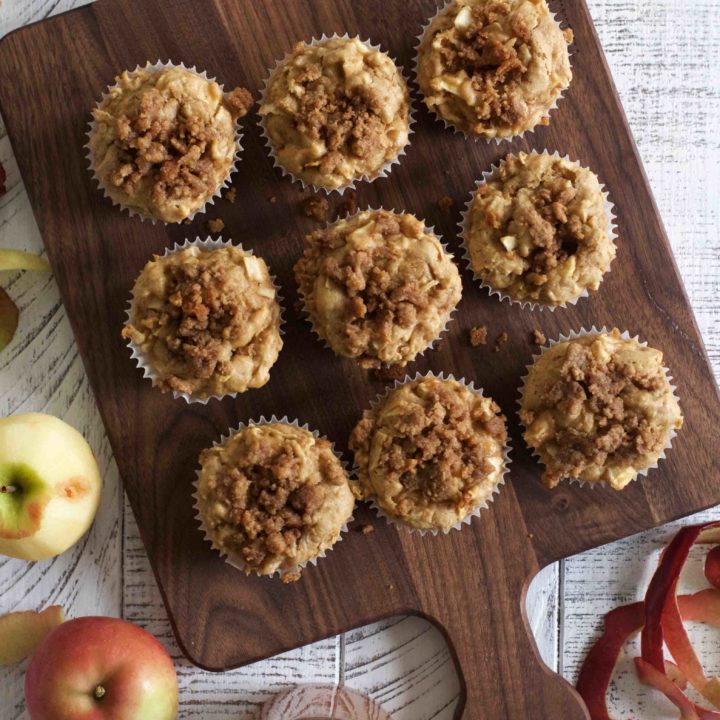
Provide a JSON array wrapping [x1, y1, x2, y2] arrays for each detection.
[[563, 27, 574, 44], [206, 218, 225, 234], [225, 86, 254, 118], [360, 524, 375, 535], [469, 325, 488, 347], [532, 329, 547, 346], [302, 195, 330, 222], [437, 195, 454, 213], [371, 365, 407, 383], [493, 331, 509, 353], [281, 572, 302, 584], [336, 189, 358, 219], [225, 187, 237, 203], [269, 195, 277, 204]]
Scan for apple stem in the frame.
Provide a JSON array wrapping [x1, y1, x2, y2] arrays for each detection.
[[94, 685, 106, 700], [0, 484, 16, 494]]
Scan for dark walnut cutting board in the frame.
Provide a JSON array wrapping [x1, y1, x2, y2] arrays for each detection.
[[1, 0, 719, 717]]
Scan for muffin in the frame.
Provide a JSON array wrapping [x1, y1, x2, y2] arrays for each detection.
[[463, 152, 615, 307], [259, 37, 411, 190], [122, 243, 282, 400], [416, 0, 572, 138], [294, 209, 462, 368], [89, 65, 252, 222], [350, 376, 508, 531], [197, 422, 355, 579], [519, 329, 683, 490]]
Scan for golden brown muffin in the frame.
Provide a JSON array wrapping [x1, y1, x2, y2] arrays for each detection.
[[464, 152, 615, 307], [295, 210, 462, 368], [197, 422, 355, 578], [350, 377, 508, 531], [259, 37, 411, 190], [416, 0, 572, 138], [89, 67, 251, 222], [122, 244, 282, 400], [520, 330, 683, 490]]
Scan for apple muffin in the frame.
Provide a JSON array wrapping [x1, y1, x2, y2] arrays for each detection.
[[350, 376, 508, 531], [294, 209, 462, 368], [463, 152, 615, 307], [197, 422, 355, 579], [122, 244, 282, 400], [416, 0, 572, 138], [520, 330, 683, 490], [259, 37, 411, 190], [89, 66, 253, 222]]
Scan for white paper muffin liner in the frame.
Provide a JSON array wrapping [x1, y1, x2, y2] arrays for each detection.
[[458, 150, 618, 311], [124, 236, 285, 404], [86, 60, 244, 224], [353, 370, 512, 535], [517, 327, 682, 489], [258, 34, 417, 195], [413, 1, 573, 143], [192, 416, 354, 580], [296, 207, 461, 367]]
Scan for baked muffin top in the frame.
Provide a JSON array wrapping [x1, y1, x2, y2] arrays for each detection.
[[294, 210, 462, 368], [520, 330, 683, 490], [464, 152, 615, 306], [417, 0, 572, 138], [90, 67, 252, 222], [197, 422, 355, 579], [122, 245, 282, 400], [350, 377, 507, 530], [259, 37, 411, 190]]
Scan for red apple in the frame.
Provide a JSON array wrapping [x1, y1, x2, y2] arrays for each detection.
[[24, 616, 179, 719]]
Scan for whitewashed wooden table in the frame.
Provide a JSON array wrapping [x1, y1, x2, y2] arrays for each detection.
[[1, 1, 719, 718]]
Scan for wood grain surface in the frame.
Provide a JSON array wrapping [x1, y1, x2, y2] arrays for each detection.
[[1, 0, 719, 717]]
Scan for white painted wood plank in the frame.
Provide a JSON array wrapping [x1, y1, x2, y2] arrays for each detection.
[[343, 616, 461, 719]]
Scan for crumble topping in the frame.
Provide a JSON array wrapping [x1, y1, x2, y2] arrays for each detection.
[[294, 209, 462, 368], [198, 422, 355, 577], [90, 68, 248, 222], [417, 0, 572, 138], [350, 377, 507, 530], [122, 245, 282, 399], [465, 152, 616, 306], [260, 38, 411, 189], [520, 330, 683, 489]]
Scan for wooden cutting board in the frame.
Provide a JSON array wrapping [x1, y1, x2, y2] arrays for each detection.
[[1, 0, 719, 716]]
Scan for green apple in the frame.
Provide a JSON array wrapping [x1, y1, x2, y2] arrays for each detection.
[[0, 413, 102, 560]]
